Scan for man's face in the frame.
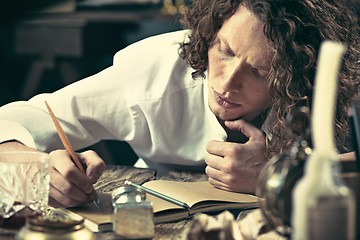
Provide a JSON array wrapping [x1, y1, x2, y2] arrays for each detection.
[[207, 4, 274, 122]]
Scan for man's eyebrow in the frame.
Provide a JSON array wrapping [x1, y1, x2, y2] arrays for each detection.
[[217, 35, 233, 53], [217, 34, 272, 72]]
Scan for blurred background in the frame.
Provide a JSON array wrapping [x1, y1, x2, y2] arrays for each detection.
[[0, 0, 358, 166], [0, 0, 192, 166], [0, 0, 190, 104]]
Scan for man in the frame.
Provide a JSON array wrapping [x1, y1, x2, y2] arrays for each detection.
[[0, 0, 358, 208]]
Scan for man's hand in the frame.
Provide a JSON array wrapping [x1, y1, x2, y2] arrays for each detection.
[[205, 119, 267, 194], [48, 150, 105, 208]]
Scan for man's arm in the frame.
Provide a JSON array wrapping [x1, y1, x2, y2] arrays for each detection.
[[0, 140, 40, 152]]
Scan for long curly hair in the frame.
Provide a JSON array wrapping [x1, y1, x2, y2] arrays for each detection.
[[179, 0, 360, 158]]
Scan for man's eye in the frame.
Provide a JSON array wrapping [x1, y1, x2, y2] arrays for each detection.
[[251, 68, 265, 79], [217, 45, 234, 59]]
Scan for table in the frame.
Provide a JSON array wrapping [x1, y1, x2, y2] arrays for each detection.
[[92, 165, 209, 240], [0, 165, 212, 240], [91, 164, 360, 240], [2, 164, 357, 239]]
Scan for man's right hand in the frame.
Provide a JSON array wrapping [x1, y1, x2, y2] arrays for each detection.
[[48, 149, 105, 208], [0, 141, 106, 208]]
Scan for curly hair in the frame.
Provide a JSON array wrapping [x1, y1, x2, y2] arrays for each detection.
[[179, 0, 360, 159]]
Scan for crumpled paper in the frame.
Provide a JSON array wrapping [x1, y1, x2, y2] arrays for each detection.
[[184, 210, 288, 240], [185, 210, 242, 240]]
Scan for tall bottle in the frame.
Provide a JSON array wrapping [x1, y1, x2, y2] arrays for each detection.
[[291, 41, 356, 240]]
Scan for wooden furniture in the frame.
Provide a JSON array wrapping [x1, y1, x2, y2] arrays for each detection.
[[2, 164, 358, 239], [13, 8, 178, 100], [14, 11, 139, 100], [91, 165, 359, 240], [92, 165, 209, 240]]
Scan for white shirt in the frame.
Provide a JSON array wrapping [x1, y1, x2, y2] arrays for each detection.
[[0, 30, 227, 176]]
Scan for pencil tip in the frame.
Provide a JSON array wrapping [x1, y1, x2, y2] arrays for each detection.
[[93, 198, 103, 212]]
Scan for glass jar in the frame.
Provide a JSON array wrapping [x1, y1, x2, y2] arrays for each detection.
[[112, 185, 154, 239]]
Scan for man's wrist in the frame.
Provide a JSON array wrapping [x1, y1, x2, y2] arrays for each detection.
[[0, 140, 39, 152]]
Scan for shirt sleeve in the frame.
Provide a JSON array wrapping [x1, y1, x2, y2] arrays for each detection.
[[0, 120, 36, 148], [0, 29, 200, 165], [0, 64, 133, 152]]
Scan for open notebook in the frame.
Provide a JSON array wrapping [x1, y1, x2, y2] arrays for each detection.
[[53, 180, 261, 232]]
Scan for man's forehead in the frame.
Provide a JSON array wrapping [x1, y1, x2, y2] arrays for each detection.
[[217, 31, 274, 71]]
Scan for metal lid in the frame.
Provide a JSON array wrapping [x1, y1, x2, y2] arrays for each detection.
[[112, 186, 146, 205], [27, 217, 84, 233]]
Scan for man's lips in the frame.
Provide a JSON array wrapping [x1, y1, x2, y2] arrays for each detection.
[[214, 91, 241, 109]]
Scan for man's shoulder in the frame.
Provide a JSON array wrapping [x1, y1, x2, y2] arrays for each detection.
[[113, 30, 190, 63], [132, 29, 191, 47], [109, 29, 199, 101]]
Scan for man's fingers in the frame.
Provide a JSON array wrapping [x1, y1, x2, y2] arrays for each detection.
[[205, 166, 233, 191], [208, 177, 230, 191], [48, 186, 84, 208], [206, 140, 224, 156], [79, 150, 105, 184], [206, 140, 242, 157], [47, 149, 105, 208], [50, 150, 95, 194], [205, 152, 223, 170], [49, 165, 91, 203], [205, 166, 222, 184], [225, 119, 265, 141], [206, 164, 258, 194]]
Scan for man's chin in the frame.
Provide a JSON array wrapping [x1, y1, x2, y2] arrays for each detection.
[[209, 105, 249, 121], [214, 112, 245, 122], [215, 112, 259, 122]]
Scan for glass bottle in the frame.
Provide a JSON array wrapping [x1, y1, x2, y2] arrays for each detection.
[[291, 41, 355, 240]]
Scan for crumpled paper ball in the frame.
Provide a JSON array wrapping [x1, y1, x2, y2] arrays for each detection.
[[184, 209, 287, 240]]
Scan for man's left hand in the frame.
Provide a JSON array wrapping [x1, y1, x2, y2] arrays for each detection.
[[205, 119, 267, 194]]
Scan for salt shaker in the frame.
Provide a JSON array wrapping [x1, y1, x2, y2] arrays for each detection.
[[112, 185, 154, 239]]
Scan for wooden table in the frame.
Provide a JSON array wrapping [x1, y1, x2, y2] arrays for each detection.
[[2, 164, 358, 239], [0, 165, 209, 240], [92, 165, 209, 240], [92, 165, 291, 240], [0, 164, 290, 240]]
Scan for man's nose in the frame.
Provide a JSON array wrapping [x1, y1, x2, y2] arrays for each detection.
[[220, 62, 244, 93]]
